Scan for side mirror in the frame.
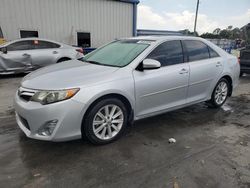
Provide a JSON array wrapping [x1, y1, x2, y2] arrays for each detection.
[[142, 59, 161, 70], [1, 47, 7, 54]]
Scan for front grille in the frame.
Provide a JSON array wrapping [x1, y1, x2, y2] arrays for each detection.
[[19, 115, 30, 130], [18, 87, 36, 102]]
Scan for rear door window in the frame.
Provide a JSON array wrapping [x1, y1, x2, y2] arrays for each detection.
[[183, 40, 210, 62], [147, 40, 184, 67], [7, 40, 34, 51], [208, 46, 219, 58]]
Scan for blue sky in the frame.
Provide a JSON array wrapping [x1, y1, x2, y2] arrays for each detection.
[[137, 0, 250, 34]]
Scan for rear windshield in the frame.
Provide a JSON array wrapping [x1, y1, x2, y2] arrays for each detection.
[[81, 40, 151, 67]]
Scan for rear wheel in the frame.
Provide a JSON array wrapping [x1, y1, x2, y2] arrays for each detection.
[[82, 98, 128, 145], [208, 78, 229, 108]]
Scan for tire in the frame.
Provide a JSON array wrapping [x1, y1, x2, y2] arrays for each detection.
[[82, 98, 128, 145], [57, 58, 70, 63], [208, 78, 230, 108]]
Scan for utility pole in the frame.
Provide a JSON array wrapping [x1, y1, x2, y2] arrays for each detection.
[[194, 0, 200, 36]]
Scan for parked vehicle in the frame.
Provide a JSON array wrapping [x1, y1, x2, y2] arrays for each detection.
[[239, 45, 250, 76], [14, 36, 240, 144], [0, 38, 83, 74]]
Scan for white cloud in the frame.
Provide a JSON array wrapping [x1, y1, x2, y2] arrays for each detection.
[[137, 5, 168, 30], [137, 5, 250, 34], [227, 9, 250, 28], [163, 11, 219, 34]]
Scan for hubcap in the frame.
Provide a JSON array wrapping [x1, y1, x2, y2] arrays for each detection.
[[215, 81, 228, 105], [93, 104, 124, 140]]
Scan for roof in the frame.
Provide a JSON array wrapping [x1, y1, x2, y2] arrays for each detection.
[[1, 37, 65, 47], [123, 36, 229, 59], [124, 35, 202, 42], [137, 29, 182, 36]]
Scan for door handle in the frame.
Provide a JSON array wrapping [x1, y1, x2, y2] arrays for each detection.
[[53, 51, 58, 54], [22, 53, 30, 56], [216, 62, 222, 67], [179, 68, 189, 74]]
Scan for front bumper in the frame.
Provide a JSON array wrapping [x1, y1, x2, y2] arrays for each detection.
[[14, 91, 85, 141]]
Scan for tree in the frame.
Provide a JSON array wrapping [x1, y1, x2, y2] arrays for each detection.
[[200, 32, 220, 39], [213, 28, 221, 35], [181, 29, 199, 36], [231, 27, 241, 39], [219, 29, 231, 39], [199, 26, 246, 40], [241, 23, 250, 44], [227, 25, 233, 30]]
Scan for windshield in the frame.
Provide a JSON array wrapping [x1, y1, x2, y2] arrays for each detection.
[[81, 40, 151, 67]]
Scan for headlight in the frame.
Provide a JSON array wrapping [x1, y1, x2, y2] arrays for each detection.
[[31, 88, 79, 105]]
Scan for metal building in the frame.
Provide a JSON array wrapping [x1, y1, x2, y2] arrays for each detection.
[[0, 0, 139, 48]]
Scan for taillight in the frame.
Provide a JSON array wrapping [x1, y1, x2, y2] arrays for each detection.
[[76, 48, 84, 54]]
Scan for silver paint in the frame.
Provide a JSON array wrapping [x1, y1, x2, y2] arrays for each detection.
[[14, 36, 240, 141]]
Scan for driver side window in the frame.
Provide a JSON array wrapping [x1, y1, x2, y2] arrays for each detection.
[[147, 40, 184, 67]]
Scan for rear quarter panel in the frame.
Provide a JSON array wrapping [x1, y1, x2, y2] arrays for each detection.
[[203, 40, 240, 96], [219, 54, 239, 91], [59, 46, 83, 60]]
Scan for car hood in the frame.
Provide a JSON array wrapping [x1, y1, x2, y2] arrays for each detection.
[[21, 60, 120, 90]]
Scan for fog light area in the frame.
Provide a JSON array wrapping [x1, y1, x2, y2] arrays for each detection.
[[37, 120, 58, 136]]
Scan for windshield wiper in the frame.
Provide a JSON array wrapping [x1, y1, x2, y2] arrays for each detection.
[[83, 60, 121, 68]]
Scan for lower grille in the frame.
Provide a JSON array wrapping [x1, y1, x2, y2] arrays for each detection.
[[19, 115, 30, 130]]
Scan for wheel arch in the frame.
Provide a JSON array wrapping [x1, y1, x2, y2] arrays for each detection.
[[56, 57, 71, 63], [221, 75, 233, 96], [81, 93, 134, 135]]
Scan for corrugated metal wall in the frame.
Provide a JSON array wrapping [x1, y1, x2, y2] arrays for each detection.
[[0, 0, 133, 47]]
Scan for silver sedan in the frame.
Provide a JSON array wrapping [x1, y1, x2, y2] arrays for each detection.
[[0, 38, 83, 74], [14, 36, 240, 144]]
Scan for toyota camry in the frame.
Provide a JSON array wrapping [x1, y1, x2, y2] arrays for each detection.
[[14, 36, 240, 144]]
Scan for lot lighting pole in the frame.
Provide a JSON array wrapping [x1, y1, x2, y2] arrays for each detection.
[[194, 0, 200, 36]]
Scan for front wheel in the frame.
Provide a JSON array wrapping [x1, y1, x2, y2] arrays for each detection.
[[208, 78, 229, 108], [82, 98, 128, 145]]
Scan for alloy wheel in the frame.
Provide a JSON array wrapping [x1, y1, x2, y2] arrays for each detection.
[[92, 104, 124, 140], [214, 81, 228, 105]]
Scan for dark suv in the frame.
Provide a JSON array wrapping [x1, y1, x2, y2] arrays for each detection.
[[240, 45, 250, 76]]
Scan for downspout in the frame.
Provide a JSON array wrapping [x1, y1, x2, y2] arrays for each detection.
[[132, 2, 139, 36]]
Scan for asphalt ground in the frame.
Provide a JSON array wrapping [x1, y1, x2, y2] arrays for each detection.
[[0, 74, 249, 188]]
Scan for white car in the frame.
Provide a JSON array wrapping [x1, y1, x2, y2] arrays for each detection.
[[14, 36, 240, 144], [0, 38, 84, 74]]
